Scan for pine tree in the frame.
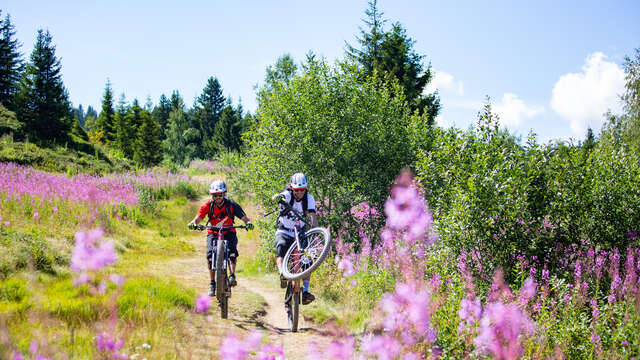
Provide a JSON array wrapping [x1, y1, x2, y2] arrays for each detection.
[[345, 0, 385, 74], [85, 105, 97, 120], [96, 79, 115, 142], [15, 29, 71, 142], [345, 1, 440, 118], [113, 94, 131, 157], [170, 90, 184, 111], [73, 104, 85, 127], [193, 77, 225, 158], [211, 104, 242, 152], [0, 11, 24, 111], [380, 22, 440, 119], [134, 109, 162, 167], [152, 94, 171, 140], [162, 106, 197, 166]]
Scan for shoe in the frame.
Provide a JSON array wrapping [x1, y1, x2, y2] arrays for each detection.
[[208, 281, 216, 297], [280, 274, 287, 289], [302, 291, 315, 305], [229, 274, 237, 287]]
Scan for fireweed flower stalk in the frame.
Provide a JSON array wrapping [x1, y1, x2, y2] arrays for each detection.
[[95, 332, 127, 360], [380, 170, 438, 281], [70, 228, 118, 285], [474, 300, 535, 360], [219, 331, 284, 360]]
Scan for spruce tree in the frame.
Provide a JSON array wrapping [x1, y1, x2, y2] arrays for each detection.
[[85, 105, 97, 120], [345, 0, 385, 74], [123, 99, 143, 158], [193, 76, 225, 158], [0, 11, 24, 111], [114, 94, 131, 157], [211, 104, 241, 152], [162, 106, 196, 166], [96, 79, 115, 142], [152, 94, 171, 140], [15, 29, 71, 142], [134, 109, 162, 167], [345, 1, 440, 118], [380, 22, 440, 119]]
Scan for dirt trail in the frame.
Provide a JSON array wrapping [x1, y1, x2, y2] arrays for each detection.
[[163, 197, 331, 359]]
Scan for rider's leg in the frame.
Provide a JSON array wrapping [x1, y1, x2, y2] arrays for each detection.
[[275, 232, 294, 273], [275, 232, 293, 288], [227, 232, 239, 286], [302, 274, 314, 304]]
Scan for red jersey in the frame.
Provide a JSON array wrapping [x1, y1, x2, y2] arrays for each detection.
[[197, 198, 246, 234]]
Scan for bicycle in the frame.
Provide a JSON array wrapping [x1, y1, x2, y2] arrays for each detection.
[[192, 222, 248, 319], [277, 200, 331, 332]]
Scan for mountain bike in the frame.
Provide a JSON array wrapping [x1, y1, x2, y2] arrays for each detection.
[[277, 200, 331, 332], [193, 222, 247, 319]]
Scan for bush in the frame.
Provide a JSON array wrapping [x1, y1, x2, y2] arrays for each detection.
[[415, 101, 640, 284], [242, 58, 432, 249], [0, 278, 31, 317], [0, 228, 65, 278]]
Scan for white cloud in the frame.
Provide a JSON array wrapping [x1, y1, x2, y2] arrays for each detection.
[[494, 93, 544, 128], [426, 71, 464, 95], [551, 52, 625, 135]]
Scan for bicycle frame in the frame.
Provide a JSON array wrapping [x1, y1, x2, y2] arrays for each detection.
[[212, 232, 229, 271], [194, 220, 247, 319]]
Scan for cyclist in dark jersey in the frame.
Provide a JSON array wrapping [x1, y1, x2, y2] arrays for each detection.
[[188, 180, 253, 296]]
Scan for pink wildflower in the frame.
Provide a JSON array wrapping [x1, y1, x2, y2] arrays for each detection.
[[474, 301, 535, 360], [70, 228, 117, 279], [195, 293, 212, 313]]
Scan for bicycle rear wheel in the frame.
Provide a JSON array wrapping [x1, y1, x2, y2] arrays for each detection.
[[282, 227, 331, 280], [285, 283, 300, 332]]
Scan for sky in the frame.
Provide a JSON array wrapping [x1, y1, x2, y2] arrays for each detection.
[[3, 1, 639, 143]]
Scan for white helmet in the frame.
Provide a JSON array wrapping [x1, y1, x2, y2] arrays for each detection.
[[209, 180, 227, 194], [289, 172, 308, 190]]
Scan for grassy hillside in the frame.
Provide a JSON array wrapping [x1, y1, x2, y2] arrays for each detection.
[[0, 136, 134, 175]]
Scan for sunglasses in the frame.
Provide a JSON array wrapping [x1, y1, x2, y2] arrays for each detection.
[[292, 188, 306, 193], [212, 193, 224, 198]]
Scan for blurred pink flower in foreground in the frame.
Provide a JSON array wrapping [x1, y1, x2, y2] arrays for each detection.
[[220, 331, 284, 360], [195, 293, 212, 313], [474, 301, 535, 360], [70, 228, 118, 285]]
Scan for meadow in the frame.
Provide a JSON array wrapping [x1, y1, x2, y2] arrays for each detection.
[[2, 153, 638, 359]]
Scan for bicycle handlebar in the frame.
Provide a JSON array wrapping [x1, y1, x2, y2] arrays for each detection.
[[193, 224, 248, 231], [277, 199, 310, 227]]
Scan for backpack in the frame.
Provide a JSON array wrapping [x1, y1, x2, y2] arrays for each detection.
[[208, 198, 234, 224]]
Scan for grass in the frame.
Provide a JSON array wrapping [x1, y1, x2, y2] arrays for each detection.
[[0, 159, 337, 358], [0, 135, 133, 175]]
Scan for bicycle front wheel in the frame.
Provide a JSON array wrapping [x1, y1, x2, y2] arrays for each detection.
[[215, 240, 225, 302], [282, 227, 331, 280]]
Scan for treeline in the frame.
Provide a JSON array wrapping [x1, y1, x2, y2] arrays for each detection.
[[0, 9, 251, 168]]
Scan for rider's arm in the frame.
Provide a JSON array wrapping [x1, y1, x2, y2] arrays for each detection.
[[306, 194, 318, 227], [307, 211, 319, 227], [189, 201, 210, 226]]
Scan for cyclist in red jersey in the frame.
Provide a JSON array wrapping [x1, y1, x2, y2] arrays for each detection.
[[188, 180, 253, 296]]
